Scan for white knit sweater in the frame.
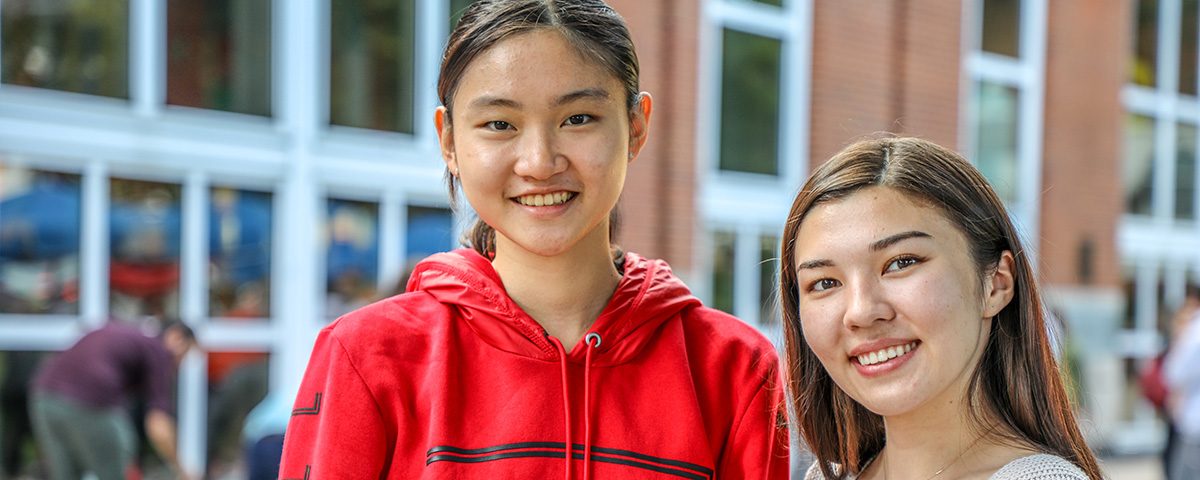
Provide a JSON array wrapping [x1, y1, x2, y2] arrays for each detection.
[[804, 453, 1089, 479]]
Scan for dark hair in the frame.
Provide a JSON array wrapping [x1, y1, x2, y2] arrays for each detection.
[[779, 137, 1102, 479], [437, 0, 638, 258], [159, 319, 196, 342]]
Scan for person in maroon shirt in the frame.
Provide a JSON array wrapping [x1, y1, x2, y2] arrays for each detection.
[[30, 321, 197, 480]]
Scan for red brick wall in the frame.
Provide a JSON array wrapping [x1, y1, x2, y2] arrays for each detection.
[[1039, 0, 1127, 288], [610, 0, 699, 271], [808, 0, 961, 169]]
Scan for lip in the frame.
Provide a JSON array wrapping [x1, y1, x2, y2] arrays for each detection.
[[849, 339, 920, 378]]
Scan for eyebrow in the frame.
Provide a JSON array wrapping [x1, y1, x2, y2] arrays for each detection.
[[465, 88, 610, 111], [870, 230, 932, 252], [793, 231, 932, 273]]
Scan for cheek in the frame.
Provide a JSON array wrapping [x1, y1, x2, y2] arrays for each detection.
[[799, 303, 841, 359]]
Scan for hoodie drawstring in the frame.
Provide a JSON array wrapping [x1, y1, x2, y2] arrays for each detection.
[[548, 336, 574, 480], [548, 333, 603, 480], [582, 332, 601, 480]]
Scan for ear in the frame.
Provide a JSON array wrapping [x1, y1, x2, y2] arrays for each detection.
[[982, 250, 1016, 318], [627, 92, 653, 163], [435, 106, 457, 175]]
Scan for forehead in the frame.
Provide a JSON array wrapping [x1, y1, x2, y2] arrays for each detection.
[[452, 29, 622, 109], [794, 187, 963, 257]]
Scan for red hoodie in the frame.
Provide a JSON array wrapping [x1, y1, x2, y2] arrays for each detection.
[[279, 249, 788, 479]]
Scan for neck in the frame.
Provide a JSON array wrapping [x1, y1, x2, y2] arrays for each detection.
[[874, 389, 991, 479], [491, 228, 621, 350]]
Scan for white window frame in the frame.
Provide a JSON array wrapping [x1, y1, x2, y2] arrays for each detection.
[[961, 0, 1047, 265], [698, 0, 811, 330]]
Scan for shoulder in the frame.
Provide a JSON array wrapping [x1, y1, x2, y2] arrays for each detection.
[[991, 454, 1089, 480], [804, 461, 826, 480], [679, 306, 780, 374], [323, 291, 455, 354]]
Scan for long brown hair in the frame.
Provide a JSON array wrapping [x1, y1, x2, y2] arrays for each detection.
[[780, 137, 1102, 479], [437, 0, 637, 257]]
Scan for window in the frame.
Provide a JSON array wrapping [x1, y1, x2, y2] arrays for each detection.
[[0, 164, 81, 315], [981, 0, 1021, 57], [1181, 0, 1198, 95], [1133, 0, 1159, 87], [759, 234, 779, 325], [109, 178, 182, 320], [711, 230, 736, 314], [1124, 114, 1156, 216], [1177, 123, 1197, 219], [449, 0, 475, 34], [167, 0, 272, 116], [325, 198, 379, 318], [209, 188, 272, 318], [406, 206, 453, 262], [329, 0, 417, 133], [719, 29, 782, 176], [974, 81, 1020, 204], [966, 0, 1043, 237], [1, 0, 129, 98]]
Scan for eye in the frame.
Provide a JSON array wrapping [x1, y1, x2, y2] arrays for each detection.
[[809, 278, 841, 292], [563, 114, 592, 126], [884, 255, 922, 273], [484, 120, 513, 131]]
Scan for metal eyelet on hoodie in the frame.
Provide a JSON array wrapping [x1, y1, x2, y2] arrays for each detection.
[[585, 332, 601, 348]]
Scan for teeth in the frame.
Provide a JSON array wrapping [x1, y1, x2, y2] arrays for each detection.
[[516, 192, 574, 207], [856, 341, 917, 366]]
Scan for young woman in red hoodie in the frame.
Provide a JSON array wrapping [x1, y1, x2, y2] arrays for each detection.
[[278, 1, 788, 479]]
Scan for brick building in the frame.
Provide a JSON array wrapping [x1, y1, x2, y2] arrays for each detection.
[[0, 0, 1191, 474]]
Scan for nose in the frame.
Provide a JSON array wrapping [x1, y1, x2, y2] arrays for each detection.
[[842, 276, 895, 330], [513, 127, 566, 180]]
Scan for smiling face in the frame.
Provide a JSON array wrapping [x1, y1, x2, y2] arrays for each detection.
[[435, 29, 650, 260], [792, 186, 1012, 420]]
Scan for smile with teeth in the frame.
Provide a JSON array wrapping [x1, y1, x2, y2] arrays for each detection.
[[855, 341, 918, 366], [514, 191, 575, 207]]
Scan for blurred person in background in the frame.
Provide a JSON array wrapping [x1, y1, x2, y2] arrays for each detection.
[[0, 351, 44, 480], [1164, 285, 1200, 480], [29, 320, 197, 480]]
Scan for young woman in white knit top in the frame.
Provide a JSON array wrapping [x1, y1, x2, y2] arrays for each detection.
[[780, 137, 1102, 479]]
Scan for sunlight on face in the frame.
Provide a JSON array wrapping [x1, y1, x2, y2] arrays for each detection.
[[437, 29, 641, 260], [792, 186, 992, 420]]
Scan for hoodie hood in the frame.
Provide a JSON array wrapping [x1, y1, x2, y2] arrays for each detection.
[[406, 249, 700, 365]]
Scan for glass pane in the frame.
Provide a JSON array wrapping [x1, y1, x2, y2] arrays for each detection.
[[1177, 124, 1197, 220], [110, 179, 182, 320], [206, 351, 269, 478], [330, 0, 416, 133], [0, 350, 51, 478], [406, 206, 453, 262], [326, 199, 379, 318], [209, 188, 272, 318], [1182, 0, 1198, 95], [974, 81, 1019, 204], [167, 0, 272, 116], [719, 29, 781, 176], [1124, 114, 1156, 215], [749, 0, 783, 6], [1, 0, 129, 98], [981, 0, 1021, 57], [1133, 0, 1159, 87], [759, 235, 778, 325], [449, 0, 475, 35], [0, 164, 81, 314], [711, 230, 736, 314]]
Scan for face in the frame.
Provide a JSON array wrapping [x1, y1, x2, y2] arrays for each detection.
[[435, 29, 651, 259], [792, 186, 1013, 419]]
